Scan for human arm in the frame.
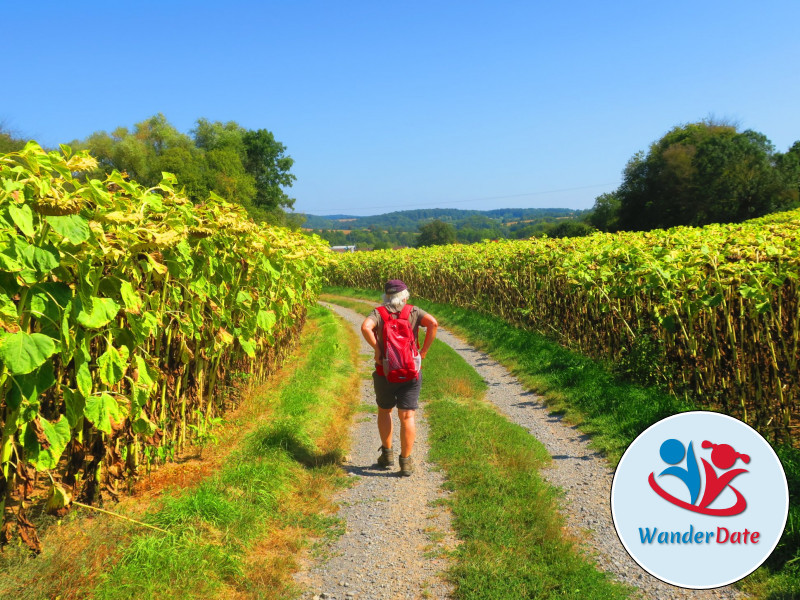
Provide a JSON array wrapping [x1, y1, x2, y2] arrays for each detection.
[[361, 316, 381, 363], [418, 313, 438, 359]]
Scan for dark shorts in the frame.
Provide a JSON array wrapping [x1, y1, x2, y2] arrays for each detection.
[[372, 371, 422, 410]]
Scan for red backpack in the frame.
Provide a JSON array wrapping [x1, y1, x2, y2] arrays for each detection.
[[376, 304, 421, 383]]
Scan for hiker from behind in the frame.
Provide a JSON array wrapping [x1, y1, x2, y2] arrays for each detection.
[[361, 279, 438, 476]]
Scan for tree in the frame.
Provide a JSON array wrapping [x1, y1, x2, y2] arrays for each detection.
[[192, 118, 246, 153], [242, 129, 296, 211], [457, 227, 486, 244], [0, 123, 26, 154], [543, 220, 596, 238], [82, 114, 207, 197], [614, 121, 790, 231], [776, 141, 800, 208], [588, 192, 621, 232], [204, 146, 256, 205], [75, 115, 299, 226], [416, 220, 456, 247]]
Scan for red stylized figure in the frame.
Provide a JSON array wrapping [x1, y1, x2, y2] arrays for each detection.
[[697, 441, 750, 512]]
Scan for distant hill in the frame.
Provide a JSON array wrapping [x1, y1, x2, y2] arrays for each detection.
[[301, 207, 583, 230], [301, 207, 594, 249]]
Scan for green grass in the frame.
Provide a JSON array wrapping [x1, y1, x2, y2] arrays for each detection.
[[740, 443, 800, 600], [426, 338, 629, 598], [323, 287, 800, 599]]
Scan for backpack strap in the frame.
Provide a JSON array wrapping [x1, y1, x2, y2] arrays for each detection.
[[398, 304, 413, 321], [401, 304, 419, 350], [376, 305, 391, 321]]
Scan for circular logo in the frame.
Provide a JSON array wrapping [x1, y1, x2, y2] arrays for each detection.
[[610, 411, 789, 589]]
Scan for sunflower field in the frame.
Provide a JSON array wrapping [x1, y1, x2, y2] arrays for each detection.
[[0, 143, 330, 551]]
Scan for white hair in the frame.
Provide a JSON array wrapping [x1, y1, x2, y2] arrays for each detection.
[[382, 289, 410, 312]]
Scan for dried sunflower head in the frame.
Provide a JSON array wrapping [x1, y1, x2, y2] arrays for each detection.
[[31, 195, 83, 216], [188, 226, 214, 239]]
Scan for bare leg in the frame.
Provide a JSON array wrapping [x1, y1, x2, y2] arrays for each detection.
[[397, 409, 416, 458], [377, 407, 393, 449]]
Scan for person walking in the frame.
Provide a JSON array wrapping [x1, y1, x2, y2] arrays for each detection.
[[360, 279, 438, 476]]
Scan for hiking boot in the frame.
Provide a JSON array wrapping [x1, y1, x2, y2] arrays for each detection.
[[377, 446, 394, 469], [399, 455, 414, 476]]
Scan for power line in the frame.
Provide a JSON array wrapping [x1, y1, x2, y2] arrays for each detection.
[[304, 181, 620, 214]]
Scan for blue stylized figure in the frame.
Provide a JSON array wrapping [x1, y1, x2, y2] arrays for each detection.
[[658, 439, 701, 505]]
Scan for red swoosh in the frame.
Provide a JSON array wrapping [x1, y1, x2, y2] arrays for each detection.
[[648, 472, 747, 516]]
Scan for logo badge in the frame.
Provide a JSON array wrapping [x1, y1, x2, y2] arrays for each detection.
[[648, 438, 750, 516], [611, 411, 789, 589]]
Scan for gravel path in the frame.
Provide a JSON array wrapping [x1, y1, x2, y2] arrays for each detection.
[[297, 302, 745, 600], [294, 303, 456, 600]]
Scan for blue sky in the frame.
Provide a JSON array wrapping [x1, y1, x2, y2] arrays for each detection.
[[5, 1, 799, 216]]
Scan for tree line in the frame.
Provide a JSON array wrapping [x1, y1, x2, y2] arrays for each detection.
[[1, 115, 301, 227], [303, 207, 579, 230], [588, 119, 800, 232], [313, 211, 595, 249]]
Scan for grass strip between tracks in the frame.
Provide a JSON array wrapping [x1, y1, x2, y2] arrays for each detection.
[[322, 288, 800, 600], [0, 305, 360, 600], [324, 296, 631, 599]]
